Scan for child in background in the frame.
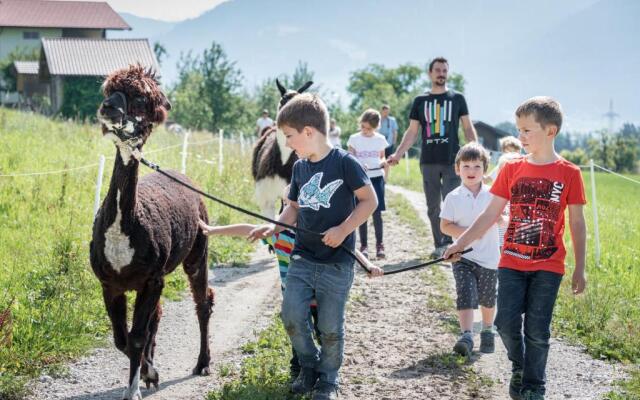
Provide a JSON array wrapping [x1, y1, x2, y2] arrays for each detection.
[[347, 109, 389, 259], [485, 136, 523, 248], [485, 136, 523, 184], [444, 97, 587, 400], [440, 142, 500, 356]]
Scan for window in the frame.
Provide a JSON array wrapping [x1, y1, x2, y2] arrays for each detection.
[[23, 32, 40, 40]]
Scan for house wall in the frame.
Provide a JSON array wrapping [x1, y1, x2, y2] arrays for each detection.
[[62, 28, 105, 39], [0, 27, 62, 61]]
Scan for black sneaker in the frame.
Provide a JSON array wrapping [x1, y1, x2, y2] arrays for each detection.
[[509, 370, 523, 400], [479, 329, 495, 353], [312, 381, 339, 400], [290, 367, 318, 394], [453, 331, 474, 357], [376, 243, 386, 259], [521, 390, 544, 400]]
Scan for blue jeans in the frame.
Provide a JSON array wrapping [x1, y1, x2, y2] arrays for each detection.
[[494, 268, 563, 395], [281, 255, 355, 387]]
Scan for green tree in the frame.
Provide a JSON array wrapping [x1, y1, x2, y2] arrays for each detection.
[[59, 77, 103, 120], [290, 61, 315, 90], [170, 42, 248, 133], [495, 121, 518, 136], [153, 42, 168, 67]]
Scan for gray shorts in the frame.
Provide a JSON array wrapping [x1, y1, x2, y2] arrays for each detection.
[[452, 258, 498, 310]]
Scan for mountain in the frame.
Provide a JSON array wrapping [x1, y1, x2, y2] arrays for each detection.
[[114, 0, 639, 131], [108, 12, 177, 40]]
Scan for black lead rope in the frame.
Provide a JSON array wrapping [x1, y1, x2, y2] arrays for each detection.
[[140, 157, 471, 275], [382, 248, 472, 275]]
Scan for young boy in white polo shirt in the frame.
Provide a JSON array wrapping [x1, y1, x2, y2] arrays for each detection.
[[439, 142, 500, 356]]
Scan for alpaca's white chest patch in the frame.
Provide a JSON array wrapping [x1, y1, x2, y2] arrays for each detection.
[[104, 191, 135, 273]]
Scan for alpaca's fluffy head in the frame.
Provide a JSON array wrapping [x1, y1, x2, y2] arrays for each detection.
[[98, 64, 171, 145]]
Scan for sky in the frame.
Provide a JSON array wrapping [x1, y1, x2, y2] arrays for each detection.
[[92, 0, 229, 22]]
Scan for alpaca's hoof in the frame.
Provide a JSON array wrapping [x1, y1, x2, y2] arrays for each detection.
[[141, 365, 159, 390], [192, 365, 210, 376]]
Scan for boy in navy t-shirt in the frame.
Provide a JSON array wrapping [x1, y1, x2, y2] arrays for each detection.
[[250, 93, 377, 400]]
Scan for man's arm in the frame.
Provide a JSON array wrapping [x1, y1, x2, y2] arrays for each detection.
[[460, 115, 478, 143], [443, 195, 508, 259], [392, 120, 398, 146], [568, 204, 587, 294], [322, 184, 377, 247], [388, 119, 420, 165]]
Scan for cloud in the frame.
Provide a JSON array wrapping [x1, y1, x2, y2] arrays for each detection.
[[275, 25, 302, 37], [327, 39, 366, 61]]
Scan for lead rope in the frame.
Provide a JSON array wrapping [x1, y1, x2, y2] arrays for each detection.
[[140, 157, 471, 275]]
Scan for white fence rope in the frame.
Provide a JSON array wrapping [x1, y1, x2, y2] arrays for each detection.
[[592, 163, 640, 186], [0, 162, 100, 177]]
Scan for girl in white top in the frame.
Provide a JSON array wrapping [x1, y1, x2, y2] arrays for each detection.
[[484, 136, 523, 248], [328, 118, 342, 148], [347, 109, 389, 259]]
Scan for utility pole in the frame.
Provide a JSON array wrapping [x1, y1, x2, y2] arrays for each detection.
[[603, 99, 619, 135]]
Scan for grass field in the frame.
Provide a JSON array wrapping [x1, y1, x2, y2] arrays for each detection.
[[0, 108, 259, 398], [389, 156, 640, 398]]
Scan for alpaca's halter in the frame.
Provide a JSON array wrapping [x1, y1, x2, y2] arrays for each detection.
[[139, 157, 472, 275], [102, 91, 142, 142]]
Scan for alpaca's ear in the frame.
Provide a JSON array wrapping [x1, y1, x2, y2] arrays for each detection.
[[162, 95, 172, 111], [297, 81, 313, 93], [276, 79, 286, 96]]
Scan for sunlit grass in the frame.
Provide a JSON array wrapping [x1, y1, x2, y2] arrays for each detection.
[[0, 108, 259, 397]]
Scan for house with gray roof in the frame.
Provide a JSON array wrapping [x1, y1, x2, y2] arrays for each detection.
[[0, 0, 157, 115], [38, 37, 158, 113]]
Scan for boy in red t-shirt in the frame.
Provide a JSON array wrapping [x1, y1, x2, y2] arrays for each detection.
[[444, 96, 587, 400]]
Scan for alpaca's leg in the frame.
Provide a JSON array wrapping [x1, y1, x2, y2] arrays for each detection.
[[140, 301, 162, 390], [102, 287, 128, 356], [123, 278, 164, 400], [183, 230, 214, 376]]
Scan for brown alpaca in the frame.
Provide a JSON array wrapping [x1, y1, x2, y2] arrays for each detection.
[[90, 65, 214, 400], [251, 79, 312, 217]]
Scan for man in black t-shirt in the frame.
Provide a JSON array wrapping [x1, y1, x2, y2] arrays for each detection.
[[388, 57, 477, 258]]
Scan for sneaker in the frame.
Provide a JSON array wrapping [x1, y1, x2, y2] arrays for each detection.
[[509, 370, 523, 400], [290, 367, 319, 394], [479, 329, 495, 353], [453, 331, 474, 357], [521, 390, 544, 400], [359, 245, 369, 259], [312, 381, 339, 400], [376, 243, 386, 259]]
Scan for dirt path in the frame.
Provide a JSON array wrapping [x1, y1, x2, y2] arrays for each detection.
[[28, 245, 280, 400], [383, 184, 627, 400]]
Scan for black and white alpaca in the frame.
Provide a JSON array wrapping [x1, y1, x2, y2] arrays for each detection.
[[90, 65, 214, 400], [251, 79, 313, 217]]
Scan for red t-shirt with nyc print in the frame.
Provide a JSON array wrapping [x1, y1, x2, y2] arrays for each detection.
[[490, 157, 586, 275]]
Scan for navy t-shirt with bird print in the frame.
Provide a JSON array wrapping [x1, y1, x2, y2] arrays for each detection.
[[288, 148, 370, 264]]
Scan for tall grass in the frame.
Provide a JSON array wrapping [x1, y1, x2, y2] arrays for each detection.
[[0, 108, 259, 397], [389, 156, 640, 396]]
